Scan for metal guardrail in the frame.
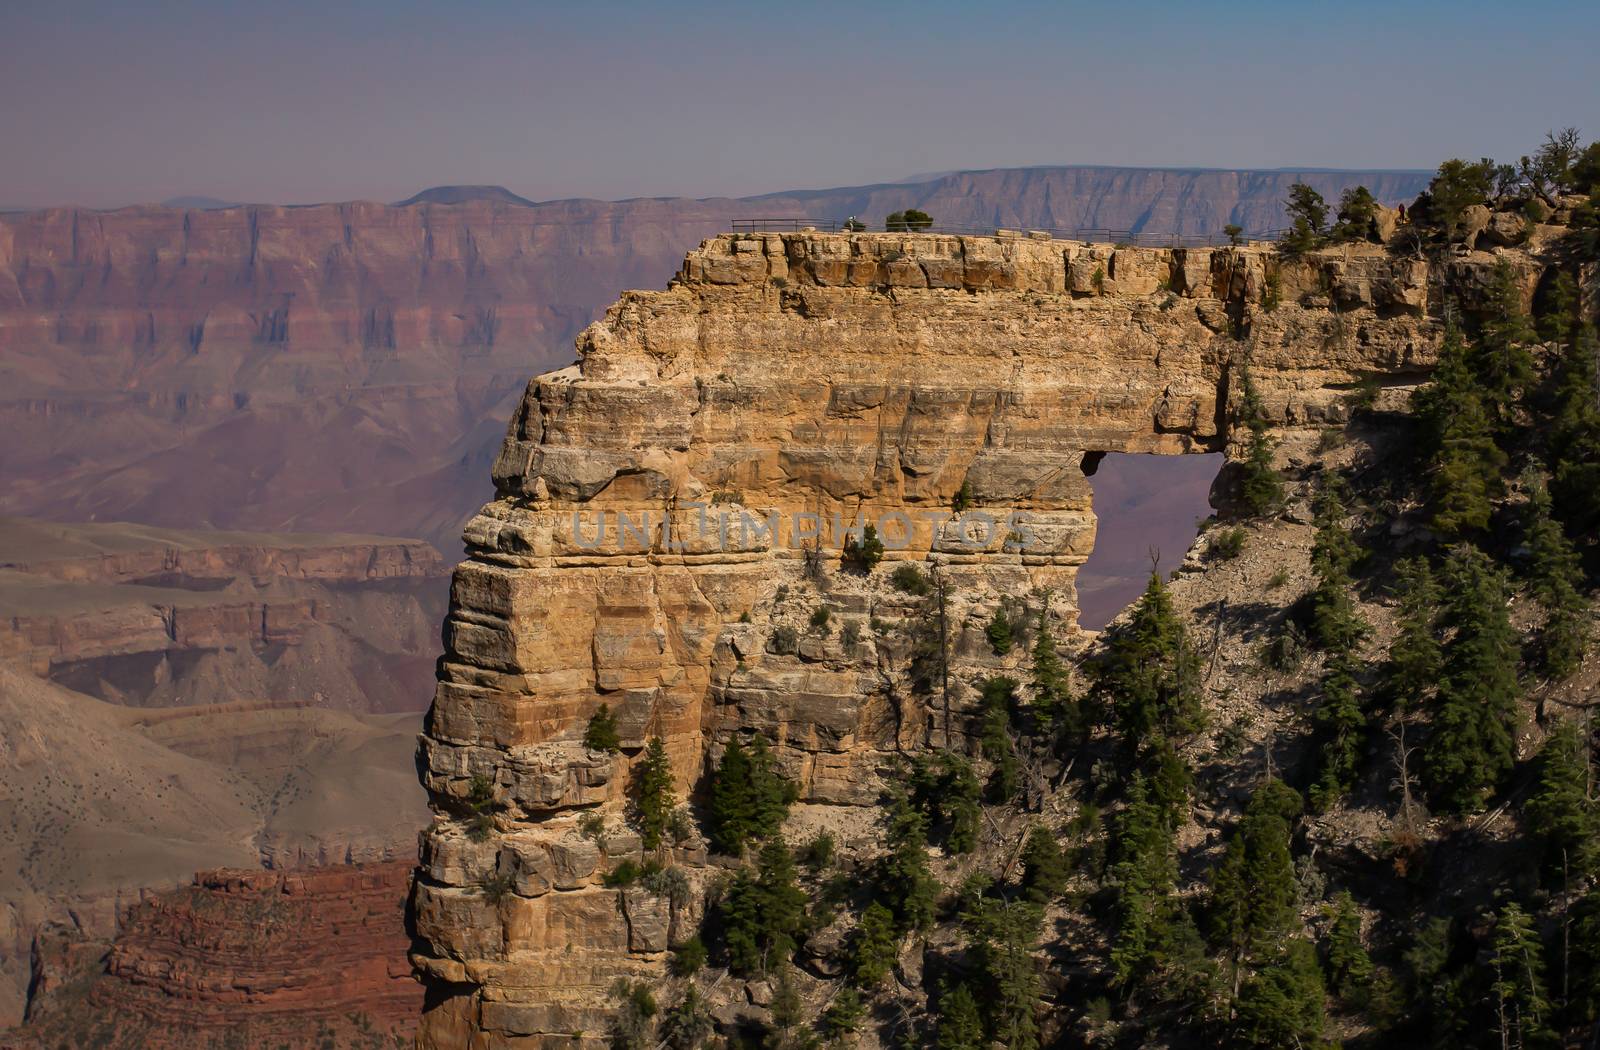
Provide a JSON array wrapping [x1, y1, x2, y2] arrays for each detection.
[[728, 217, 1289, 248]]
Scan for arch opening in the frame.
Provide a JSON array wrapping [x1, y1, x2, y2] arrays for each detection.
[[1075, 451, 1223, 630]]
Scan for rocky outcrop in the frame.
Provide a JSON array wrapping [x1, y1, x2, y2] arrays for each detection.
[[0, 167, 1426, 551], [6, 862, 419, 1050], [409, 227, 1520, 1046]]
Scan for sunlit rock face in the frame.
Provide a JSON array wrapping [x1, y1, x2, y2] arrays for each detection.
[[410, 228, 1512, 1047]]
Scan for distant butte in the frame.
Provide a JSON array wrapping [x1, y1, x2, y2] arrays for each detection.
[[394, 184, 539, 207]]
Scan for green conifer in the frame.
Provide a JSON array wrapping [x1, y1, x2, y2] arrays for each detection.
[[634, 735, 676, 851], [1091, 572, 1205, 751], [1234, 938, 1327, 1049], [1322, 891, 1374, 1002], [978, 676, 1022, 802], [720, 837, 807, 975], [1550, 324, 1600, 534], [1108, 774, 1181, 987], [985, 607, 1013, 655], [1490, 902, 1553, 1050], [1473, 261, 1537, 430], [1414, 322, 1506, 537], [1423, 546, 1521, 813], [823, 986, 864, 1039], [879, 787, 938, 931], [705, 734, 797, 856], [1019, 826, 1068, 903], [935, 981, 985, 1050], [1382, 558, 1443, 712], [1236, 365, 1285, 515], [1029, 602, 1075, 731], [1209, 780, 1302, 971], [1525, 720, 1597, 876], [964, 898, 1043, 1050], [908, 752, 982, 854], [1524, 471, 1589, 679], [1309, 651, 1366, 811], [850, 901, 899, 987], [583, 704, 623, 753], [1308, 476, 1369, 653]]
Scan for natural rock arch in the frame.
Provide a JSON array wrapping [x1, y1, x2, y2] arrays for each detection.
[[409, 229, 1499, 1046]]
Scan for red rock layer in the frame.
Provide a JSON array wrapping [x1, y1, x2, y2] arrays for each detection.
[[6, 862, 420, 1050]]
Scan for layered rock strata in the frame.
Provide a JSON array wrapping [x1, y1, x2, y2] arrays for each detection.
[[0, 517, 447, 710], [410, 229, 1550, 1046], [7, 862, 419, 1050]]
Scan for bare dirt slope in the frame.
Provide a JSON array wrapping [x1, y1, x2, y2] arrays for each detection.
[[0, 664, 428, 1027]]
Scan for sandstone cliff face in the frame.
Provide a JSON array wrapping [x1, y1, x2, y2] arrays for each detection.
[[408, 228, 1510, 1046], [0, 168, 1426, 551]]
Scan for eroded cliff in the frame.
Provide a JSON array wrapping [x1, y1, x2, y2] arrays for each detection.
[[406, 224, 1548, 1045]]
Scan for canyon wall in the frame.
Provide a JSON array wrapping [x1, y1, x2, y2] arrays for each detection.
[[0, 517, 447, 711], [7, 862, 419, 1050], [0, 168, 1427, 552], [408, 226, 1526, 1046]]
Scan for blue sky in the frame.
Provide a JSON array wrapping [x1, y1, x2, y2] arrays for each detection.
[[3, 0, 1596, 207]]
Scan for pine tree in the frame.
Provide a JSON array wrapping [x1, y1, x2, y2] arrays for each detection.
[[1382, 558, 1443, 713], [583, 704, 623, 752], [1310, 651, 1366, 811], [705, 734, 797, 856], [1108, 773, 1181, 987], [661, 983, 714, 1050], [1569, 885, 1600, 1027], [1414, 322, 1506, 537], [1236, 365, 1284, 515], [1091, 572, 1205, 752], [879, 787, 938, 932], [769, 964, 802, 1034], [1524, 472, 1589, 680], [935, 981, 985, 1050], [1281, 183, 1329, 254], [1473, 261, 1537, 431], [1323, 891, 1374, 1002], [1210, 780, 1303, 994], [747, 736, 797, 837], [850, 900, 899, 987], [634, 736, 676, 851], [1490, 902, 1553, 1050], [1029, 601, 1075, 732], [706, 736, 754, 855], [721, 837, 808, 975], [1234, 938, 1327, 1049], [978, 676, 1021, 802], [1525, 720, 1597, 877], [910, 752, 982, 854], [985, 606, 1014, 655], [964, 898, 1043, 1050], [1308, 476, 1368, 653], [1550, 324, 1600, 534], [822, 986, 864, 1039], [1423, 546, 1522, 813], [1330, 185, 1379, 242], [1019, 826, 1068, 903]]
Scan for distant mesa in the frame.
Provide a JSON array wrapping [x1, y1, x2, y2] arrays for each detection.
[[395, 184, 538, 207], [159, 195, 240, 209]]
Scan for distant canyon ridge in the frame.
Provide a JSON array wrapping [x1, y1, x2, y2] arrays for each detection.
[[0, 167, 1429, 555]]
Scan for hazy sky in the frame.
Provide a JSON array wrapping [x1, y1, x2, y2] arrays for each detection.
[[4, 0, 1597, 208]]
